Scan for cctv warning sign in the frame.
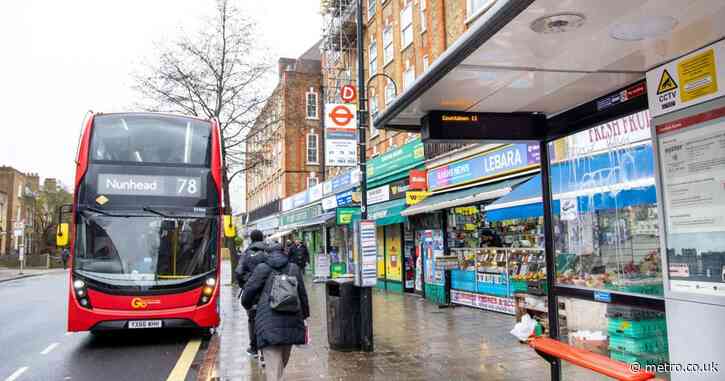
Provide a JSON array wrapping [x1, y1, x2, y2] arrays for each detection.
[[647, 40, 725, 118]]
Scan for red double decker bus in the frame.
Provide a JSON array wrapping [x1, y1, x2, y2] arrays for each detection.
[[57, 112, 235, 333]]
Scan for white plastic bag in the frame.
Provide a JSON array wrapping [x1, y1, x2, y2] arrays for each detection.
[[510, 314, 537, 341]]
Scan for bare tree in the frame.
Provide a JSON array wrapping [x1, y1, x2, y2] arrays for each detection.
[[133, 0, 282, 216]]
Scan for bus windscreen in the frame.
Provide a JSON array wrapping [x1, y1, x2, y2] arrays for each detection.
[[90, 114, 211, 166]]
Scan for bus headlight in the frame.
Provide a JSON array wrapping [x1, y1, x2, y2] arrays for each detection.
[[205, 277, 216, 287], [73, 278, 92, 309], [198, 279, 215, 306]]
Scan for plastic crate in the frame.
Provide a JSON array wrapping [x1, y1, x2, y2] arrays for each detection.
[[527, 280, 548, 296], [606, 305, 665, 321], [610, 350, 669, 366], [511, 280, 528, 293], [607, 318, 667, 338], [609, 335, 668, 355]]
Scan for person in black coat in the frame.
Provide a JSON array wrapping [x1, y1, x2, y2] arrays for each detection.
[[242, 243, 310, 381], [288, 239, 310, 274], [236, 230, 268, 356]]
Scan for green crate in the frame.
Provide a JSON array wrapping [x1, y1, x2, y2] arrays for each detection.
[[609, 335, 668, 355], [608, 318, 667, 338], [610, 350, 669, 366], [606, 283, 664, 296], [511, 280, 528, 293]]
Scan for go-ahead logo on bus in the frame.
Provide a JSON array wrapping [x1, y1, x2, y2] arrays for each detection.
[[131, 297, 160, 309]]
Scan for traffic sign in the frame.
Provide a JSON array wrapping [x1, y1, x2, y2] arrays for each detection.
[[328, 104, 355, 127], [341, 85, 356, 103]]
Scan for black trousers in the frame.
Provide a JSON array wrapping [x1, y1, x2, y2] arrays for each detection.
[[247, 307, 257, 351]]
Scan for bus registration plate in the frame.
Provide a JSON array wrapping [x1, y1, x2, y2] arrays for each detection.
[[128, 320, 163, 329]]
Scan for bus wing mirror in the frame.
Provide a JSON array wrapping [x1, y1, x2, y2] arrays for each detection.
[[57, 223, 69, 247], [223, 215, 236, 238]]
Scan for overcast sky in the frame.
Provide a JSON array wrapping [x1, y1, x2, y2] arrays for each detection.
[[0, 0, 321, 212]]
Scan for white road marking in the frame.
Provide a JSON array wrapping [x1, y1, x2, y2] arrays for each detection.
[[40, 343, 60, 355], [4, 367, 28, 381]]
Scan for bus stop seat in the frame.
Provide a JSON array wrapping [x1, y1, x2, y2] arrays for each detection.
[[528, 336, 662, 381]]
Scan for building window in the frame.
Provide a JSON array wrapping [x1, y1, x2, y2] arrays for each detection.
[[368, 0, 376, 19], [423, 55, 429, 71], [385, 79, 396, 105], [306, 133, 319, 164], [420, 0, 427, 32], [369, 38, 378, 76], [306, 88, 318, 120], [467, 0, 496, 20], [403, 65, 415, 90], [307, 174, 318, 188], [400, 3, 413, 50], [383, 26, 394, 66], [369, 95, 379, 137]]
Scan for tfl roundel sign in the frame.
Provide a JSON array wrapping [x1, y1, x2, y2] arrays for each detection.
[[328, 104, 355, 127], [341, 85, 356, 103]]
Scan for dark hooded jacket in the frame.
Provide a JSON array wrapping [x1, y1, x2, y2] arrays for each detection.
[[241, 244, 310, 349], [236, 241, 268, 287]]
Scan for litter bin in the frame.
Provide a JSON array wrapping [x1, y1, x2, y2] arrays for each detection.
[[326, 278, 361, 351]]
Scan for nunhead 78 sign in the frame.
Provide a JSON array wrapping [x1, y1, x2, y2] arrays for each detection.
[[324, 103, 357, 167]]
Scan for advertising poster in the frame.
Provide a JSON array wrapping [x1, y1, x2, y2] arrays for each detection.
[[404, 226, 415, 289], [354, 220, 378, 287], [377, 226, 385, 279], [315, 253, 330, 278], [658, 109, 725, 296], [385, 225, 402, 282], [324, 103, 357, 167]]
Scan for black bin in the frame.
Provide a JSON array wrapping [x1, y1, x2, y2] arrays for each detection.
[[326, 279, 361, 351]]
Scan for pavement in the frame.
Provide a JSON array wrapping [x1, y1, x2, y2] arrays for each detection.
[[200, 263, 563, 381], [0, 267, 67, 283]]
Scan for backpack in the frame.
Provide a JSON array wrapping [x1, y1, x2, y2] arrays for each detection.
[[263, 265, 301, 313]]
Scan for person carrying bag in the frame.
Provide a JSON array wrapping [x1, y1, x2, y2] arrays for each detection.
[[242, 243, 310, 381]]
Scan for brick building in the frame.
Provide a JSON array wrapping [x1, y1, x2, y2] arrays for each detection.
[[245, 42, 325, 223], [0, 166, 40, 255], [321, 0, 478, 161]]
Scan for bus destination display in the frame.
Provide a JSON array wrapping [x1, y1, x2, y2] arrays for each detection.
[[98, 174, 204, 198]]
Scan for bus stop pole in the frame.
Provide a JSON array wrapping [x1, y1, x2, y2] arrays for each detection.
[[356, 0, 373, 353]]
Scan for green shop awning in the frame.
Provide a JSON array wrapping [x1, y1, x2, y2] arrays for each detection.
[[367, 198, 407, 226], [366, 139, 424, 189], [401, 176, 533, 217]]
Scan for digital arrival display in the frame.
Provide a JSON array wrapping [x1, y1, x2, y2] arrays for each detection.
[[97, 174, 204, 198]]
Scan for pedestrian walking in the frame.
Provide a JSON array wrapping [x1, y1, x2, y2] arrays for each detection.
[[288, 239, 310, 275], [235, 229, 268, 357], [242, 242, 310, 381], [61, 248, 70, 269]]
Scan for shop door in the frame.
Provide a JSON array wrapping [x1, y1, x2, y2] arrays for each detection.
[[384, 224, 403, 293]]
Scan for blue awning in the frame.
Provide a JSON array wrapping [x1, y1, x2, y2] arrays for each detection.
[[486, 144, 658, 221]]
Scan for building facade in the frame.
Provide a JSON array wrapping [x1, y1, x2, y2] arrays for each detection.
[[0, 166, 40, 256], [245, 42, 325, 225]]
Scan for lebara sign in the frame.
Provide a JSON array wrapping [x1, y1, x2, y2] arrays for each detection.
[[427, 144, 539, 191]]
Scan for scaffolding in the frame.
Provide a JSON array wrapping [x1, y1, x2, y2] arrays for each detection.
[[320, 0, 358, 104]]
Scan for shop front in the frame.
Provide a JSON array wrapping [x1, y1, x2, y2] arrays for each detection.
[[371, 2, 725, 379], [366, 138, 425, 294], [279, 203, 334, 275], [402, 143, 539, 309]]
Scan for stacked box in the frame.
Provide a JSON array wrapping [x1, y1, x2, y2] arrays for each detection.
[[606, 305, 668, 365]]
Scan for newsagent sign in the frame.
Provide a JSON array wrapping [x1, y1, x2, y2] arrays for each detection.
[[427, 144, 539, 192]]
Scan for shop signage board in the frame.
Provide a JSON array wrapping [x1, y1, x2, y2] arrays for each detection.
[[325, 103, 357, 167], [280, 204, 322, 227], [335, 190, 354, 206], [252, 215, 279, 232], [405, 191, 430, 205], [409, 169, 427, 190], [427, 144, 539, 192], [327, 170, 360, 194], [336, 207, 361, 225], [367, 185, 390, 205], [450, 290, 515, 315], [656, 105, 725, 297], [647, 39, 725, 118], [321, 195, 338, 211], [308, 183, 323, 202], [367, 139, 424, 180], [354, 220, 378, 287], [557, 110, 652, 161], [389, 178, 410, 200]]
